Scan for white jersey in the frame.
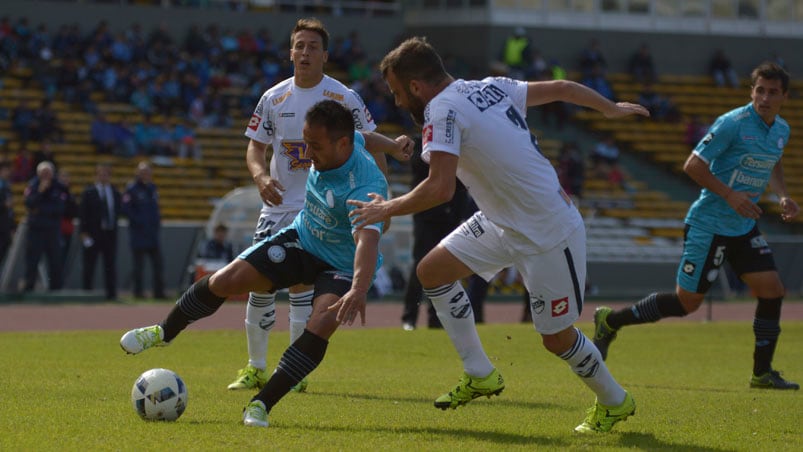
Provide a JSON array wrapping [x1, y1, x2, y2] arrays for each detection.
[[421, 77, 583, 253], [245, 75, 376, 214]]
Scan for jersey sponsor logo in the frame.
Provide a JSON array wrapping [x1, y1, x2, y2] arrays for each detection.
[[551, 297, 568, 317], [702, 132, 714, 145], [444, 109, 456, 144], [460, 216, 484, 238], [323, 89, 345, 102], [281, 141, 312, 171], [280, 112, 295, 118], [466, 84, 507, 112], [682, 260, 696, 275], [351, 108, 364, 129], [423, 124, 433, 146], [248, 114, 261, 131], [740, 156, 775, 170], [272, 91, 291, 105], [733, 171, 767, 188]]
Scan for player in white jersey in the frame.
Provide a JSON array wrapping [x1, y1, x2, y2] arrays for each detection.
[[349, 37, 650, 433], [229, 18, 412, 392]]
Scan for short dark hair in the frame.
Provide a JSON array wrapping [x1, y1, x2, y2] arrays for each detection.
[[305, 100, 354, 144], [291, 17, 329, 50], [214, 223, 228, 233], [751, 61, 790, 93], [379, 36, 449, 86]]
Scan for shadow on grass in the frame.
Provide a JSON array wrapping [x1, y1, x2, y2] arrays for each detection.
[[276, 422, 569, 447], [296, 389, 567, 411], [618, 432, 736, 452], [626, 383, 745, 394]]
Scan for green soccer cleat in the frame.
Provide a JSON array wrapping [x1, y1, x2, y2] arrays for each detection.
[[575, 391, 636, 433], [750, 369, 799, 390], [242, 400, 269, 427], [434, 368, 505, 410], [227, 365, 268, 390], [120, 325, 168, 354], [593, 306, 618, 361], [291, 377, 309, 393]]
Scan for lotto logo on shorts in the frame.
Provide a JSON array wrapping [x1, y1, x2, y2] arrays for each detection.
[[551, 297, 569, 317]]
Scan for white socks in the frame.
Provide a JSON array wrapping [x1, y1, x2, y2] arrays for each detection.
[[559, 328, 625, 406], [288, 290, 314, 345], [245, 292, 276, 370], [424, 282, 494, 378]]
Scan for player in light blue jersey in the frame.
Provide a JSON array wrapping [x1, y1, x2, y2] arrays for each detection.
[[594, 62, 800, 390], [120, 101, 389, 426]]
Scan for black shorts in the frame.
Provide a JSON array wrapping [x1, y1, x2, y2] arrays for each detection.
[[240, 229, 353, 297], [677, 224, 777, 293]]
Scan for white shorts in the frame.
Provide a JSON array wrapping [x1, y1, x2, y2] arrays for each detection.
[[253, 210, 298, 244], [441, 212, 586, 334]]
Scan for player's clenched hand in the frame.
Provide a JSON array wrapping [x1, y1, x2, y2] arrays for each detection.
[[391, 135, 414, 162], [725, 190, 762, 219], [779, 196, 799, 222], [256, 175, 285, 207], [347, 193, 389, 229], [327, 288, 367, 326], [604, 102, 650, 119]]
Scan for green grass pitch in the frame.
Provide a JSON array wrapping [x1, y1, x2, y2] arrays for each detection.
[[1, 322, 800, 451]]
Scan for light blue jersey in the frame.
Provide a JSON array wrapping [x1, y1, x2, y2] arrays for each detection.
[[291, 132, 387, 275], [686, 103, 789, 236]]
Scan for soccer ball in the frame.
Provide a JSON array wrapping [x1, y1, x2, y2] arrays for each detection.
[[131, 368, 188, 421]]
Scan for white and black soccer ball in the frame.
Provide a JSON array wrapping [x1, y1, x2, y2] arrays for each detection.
[[131, 368, 188, 421]]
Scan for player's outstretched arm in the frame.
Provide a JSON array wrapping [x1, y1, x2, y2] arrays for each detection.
[[525, 79, 650, 118], [328, 228, 381, 326], [348, 151, 458, 229]]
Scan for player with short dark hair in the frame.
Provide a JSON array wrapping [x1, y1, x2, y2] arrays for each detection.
[[593, 61, 799, 390], [121, 100, 389, 427], [231, 17, 412, 392], [349, 36, 650, 433]]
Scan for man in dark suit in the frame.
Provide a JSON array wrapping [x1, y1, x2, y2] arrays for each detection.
[[122, 161, 165, 299], [79, 162, 121, 300]]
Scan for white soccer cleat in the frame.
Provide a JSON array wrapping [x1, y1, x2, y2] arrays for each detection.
[[120, 325, 168, 354], [243, 400, 269, 427]]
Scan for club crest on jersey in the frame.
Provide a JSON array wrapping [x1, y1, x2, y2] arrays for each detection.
[[282, 141, 312, 171], [778, 137, 784, 149]]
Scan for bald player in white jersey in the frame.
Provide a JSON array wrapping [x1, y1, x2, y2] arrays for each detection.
[[349, 37, 650, 433], [229, 18, 411, 392]]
